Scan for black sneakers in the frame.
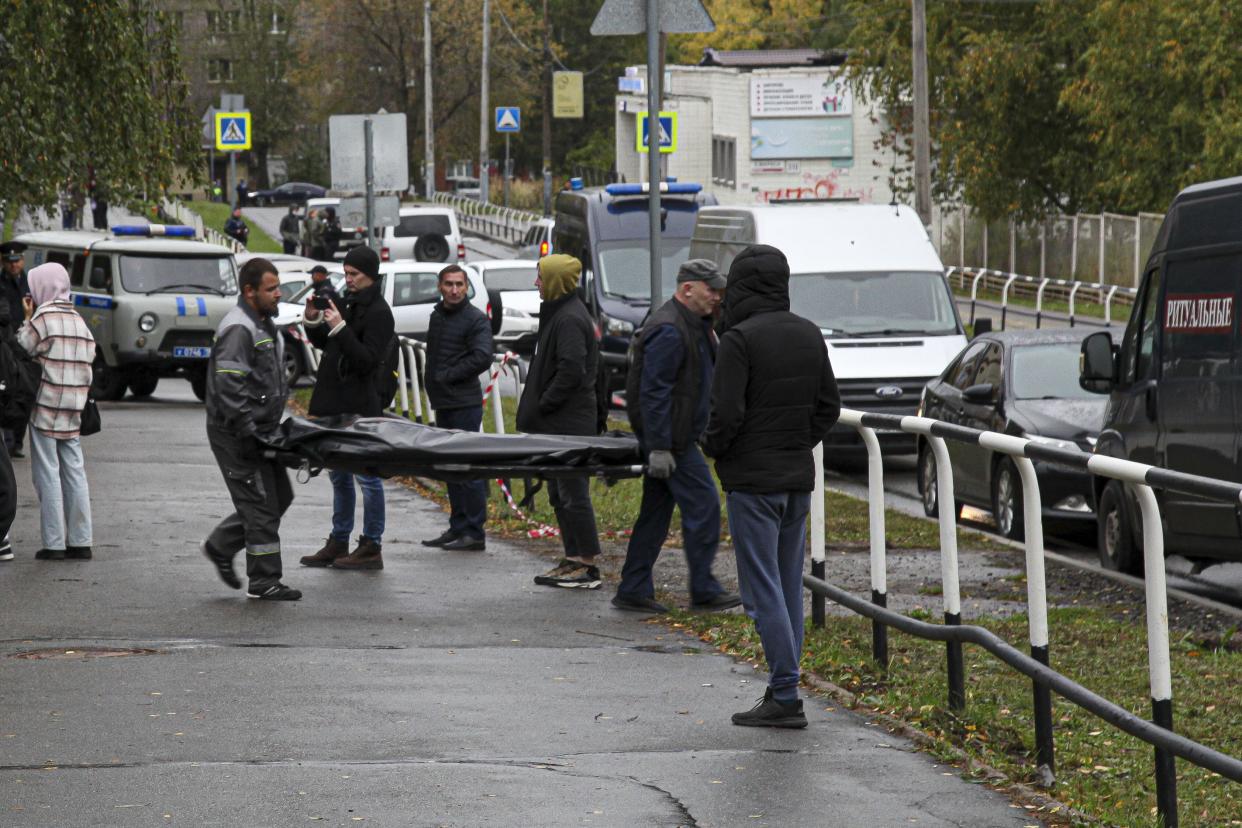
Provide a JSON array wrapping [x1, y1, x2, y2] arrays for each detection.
[[35, 548, 65, 560], [611, 593, 670, 613], [246, 583, 303, 601], [533, 558, 602, 589], [691, 591, 743, 612], [0, 535, 12, 562], [442, 535, 486, 552], [421, 531, 460, 548], [201, 541, 241, 590], [66, 546, 92, 560], [731, 689, 807, 729]]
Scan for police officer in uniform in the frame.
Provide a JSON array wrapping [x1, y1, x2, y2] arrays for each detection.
[[200, 257, 301, 600], [0, 241, 30, 458]]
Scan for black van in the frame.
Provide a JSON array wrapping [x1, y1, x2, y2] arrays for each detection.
[[552, 182, 715, 390], [1080, 176, 1242, 572]]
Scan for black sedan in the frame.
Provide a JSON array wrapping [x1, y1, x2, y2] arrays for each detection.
[[247, 181, 326, 207], [915, 328, 1108, 539]]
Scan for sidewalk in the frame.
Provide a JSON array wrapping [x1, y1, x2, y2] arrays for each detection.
[[0, 381, 1032, 826]]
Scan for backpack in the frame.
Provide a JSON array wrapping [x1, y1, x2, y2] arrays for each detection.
[[0, 335, 42, 430], [377, 334, 401, 410]]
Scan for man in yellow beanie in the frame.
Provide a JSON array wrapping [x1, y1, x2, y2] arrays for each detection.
[[516, 254, 604, 588]]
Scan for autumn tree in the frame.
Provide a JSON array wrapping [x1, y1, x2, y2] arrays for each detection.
[[0, 1, 200, 214]]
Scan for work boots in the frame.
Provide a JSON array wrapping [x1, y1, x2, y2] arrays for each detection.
[[331, 537, 383, 571], [300, 536, 349, 568]]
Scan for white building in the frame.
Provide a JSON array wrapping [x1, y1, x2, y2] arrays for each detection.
[[614, 49, 906, 207]]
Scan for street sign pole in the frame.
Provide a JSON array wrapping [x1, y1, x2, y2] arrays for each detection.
[[229, 152, 237, 207], [504, 134, 511, 208], [646, 0, 661, 303], [364, 118, 376, 251]]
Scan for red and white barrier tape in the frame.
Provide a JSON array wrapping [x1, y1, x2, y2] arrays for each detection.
[[495, 477, 560, 538], [480, 351, 516, 406]]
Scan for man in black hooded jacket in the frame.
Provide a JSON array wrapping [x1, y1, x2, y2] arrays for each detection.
[[702, 243, 841, 729], [299, 245, 395, 571]]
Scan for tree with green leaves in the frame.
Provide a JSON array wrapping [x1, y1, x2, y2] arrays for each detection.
[[0, 1, 200, 219]]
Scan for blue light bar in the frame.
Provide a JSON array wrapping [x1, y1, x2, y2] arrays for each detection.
[[111, 224, 197, 238], [570, 177, 584, 191], [604, 182, 702, 196]]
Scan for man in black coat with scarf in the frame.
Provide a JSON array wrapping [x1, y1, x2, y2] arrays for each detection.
[[299, 245, 395, 571], [516, 253, 604, 589], [421, 264, 495, 551]]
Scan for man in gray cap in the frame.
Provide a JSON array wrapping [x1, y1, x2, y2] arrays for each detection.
[[613, 259, 742, 614]]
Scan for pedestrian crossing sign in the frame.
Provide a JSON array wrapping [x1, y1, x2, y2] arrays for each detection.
[[214, 111, 251, 151], [636, 111, 677, 154], [495, 106, 521, 133]]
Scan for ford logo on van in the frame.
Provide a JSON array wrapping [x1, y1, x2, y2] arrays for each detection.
[[875, 385, 904, 399]]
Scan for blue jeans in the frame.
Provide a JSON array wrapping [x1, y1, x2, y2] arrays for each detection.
[[617, 444, 723, 602], [727, 490, 811, 703], [434, 406, 488, 539], [29, 428, 92, 550], [329, 470, 385, 543]]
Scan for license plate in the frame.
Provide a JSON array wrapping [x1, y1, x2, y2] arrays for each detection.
[[173, 346, 211, 358]]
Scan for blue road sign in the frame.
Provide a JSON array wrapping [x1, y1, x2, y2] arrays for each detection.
[[637, 111, 677, 154], [214, 111, 251, 151], [495, 107, 521, 133]]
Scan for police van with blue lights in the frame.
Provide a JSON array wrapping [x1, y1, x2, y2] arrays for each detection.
[[15, 225, 238, 402], [552, 179, 716, 390]]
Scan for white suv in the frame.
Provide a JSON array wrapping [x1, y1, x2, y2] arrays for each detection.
[[380, 206, 465, 264]]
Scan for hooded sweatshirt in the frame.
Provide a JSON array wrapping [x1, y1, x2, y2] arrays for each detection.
[[17, 263, 95, 438], [515, 254, 600, 436], [701, 244, 841, 492]]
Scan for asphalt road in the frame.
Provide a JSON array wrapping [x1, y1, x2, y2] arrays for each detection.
[[0, 380, 1031, 826]]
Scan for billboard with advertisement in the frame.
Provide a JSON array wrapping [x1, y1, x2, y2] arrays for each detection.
[[750, 117, 852, 160], [750, 75, 852, 118]]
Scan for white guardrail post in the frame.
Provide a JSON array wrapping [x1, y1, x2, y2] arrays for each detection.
[[810, 443, 826, 627], [830, 408, 1185, 820]]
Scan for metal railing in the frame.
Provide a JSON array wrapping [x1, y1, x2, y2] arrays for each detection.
[[808, 409, 1242, 825], [431, 192, 541, 246], [161, 198, 244, 252], [946, 266, 1137, 330], [387, 336, 525, 433]]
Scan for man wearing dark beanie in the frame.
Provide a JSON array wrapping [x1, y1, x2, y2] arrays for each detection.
[[300, 244, 396, 571]]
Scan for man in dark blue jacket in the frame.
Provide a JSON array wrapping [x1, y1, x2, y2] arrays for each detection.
[[703, 244, 840, 729], [422, 264, 495, 551], [614, 260, 741, 614]]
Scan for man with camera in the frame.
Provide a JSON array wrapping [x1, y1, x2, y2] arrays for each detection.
[[422, 264, 494, 552], [299, 246, 395, 571]]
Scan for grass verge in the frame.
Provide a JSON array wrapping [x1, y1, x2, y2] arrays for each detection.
[[669, 607, 1242, 826], [181, 200, 281, 253]]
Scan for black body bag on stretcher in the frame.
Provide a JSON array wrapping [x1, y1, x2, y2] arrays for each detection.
[[265, 415, 644, 483]]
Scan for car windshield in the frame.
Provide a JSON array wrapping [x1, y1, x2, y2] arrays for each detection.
[[119, 255, 238, 295], [597, 240, 692, 300], [280, 277, 311, 297], [1012, 343, 1097, 400], [787, 271, 958, 337], [395, 214, 452, 238], [483, 265, 538, 292]]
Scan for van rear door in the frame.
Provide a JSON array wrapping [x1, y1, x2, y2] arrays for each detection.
[[1157, 250, 1242, 539]]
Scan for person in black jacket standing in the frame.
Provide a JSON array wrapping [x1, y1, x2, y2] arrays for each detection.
[[516, 253, 603, 589], [613, 259, 741, 614], [299, 245, 395, 571], [422, 264, 494, 551], [702, 244, 841, 729], [0, 242, 30, 458]]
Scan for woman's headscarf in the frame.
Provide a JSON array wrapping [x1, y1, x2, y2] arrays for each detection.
[[28, 262, 71, 307]]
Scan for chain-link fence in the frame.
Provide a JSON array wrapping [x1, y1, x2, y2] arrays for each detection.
[[932, 206, 1165, 288]]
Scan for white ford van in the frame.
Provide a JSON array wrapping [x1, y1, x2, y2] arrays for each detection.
[[690, 203, 967, 455]]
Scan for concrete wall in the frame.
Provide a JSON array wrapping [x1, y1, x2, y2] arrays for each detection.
[[615, 65, 906, 207]]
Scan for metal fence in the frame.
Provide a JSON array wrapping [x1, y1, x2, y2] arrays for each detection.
[[932, 206, 1164, 289], [808, 409, 1242, 826], [431, 193, 541, 246], [946, 266, 1137, 329], [388, 337, 525, 433]]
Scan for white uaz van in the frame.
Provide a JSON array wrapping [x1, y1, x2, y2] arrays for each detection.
[[691, 203, 967, 455]]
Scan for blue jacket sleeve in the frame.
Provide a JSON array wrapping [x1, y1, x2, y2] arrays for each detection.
[[639, 324, 682, 452]]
